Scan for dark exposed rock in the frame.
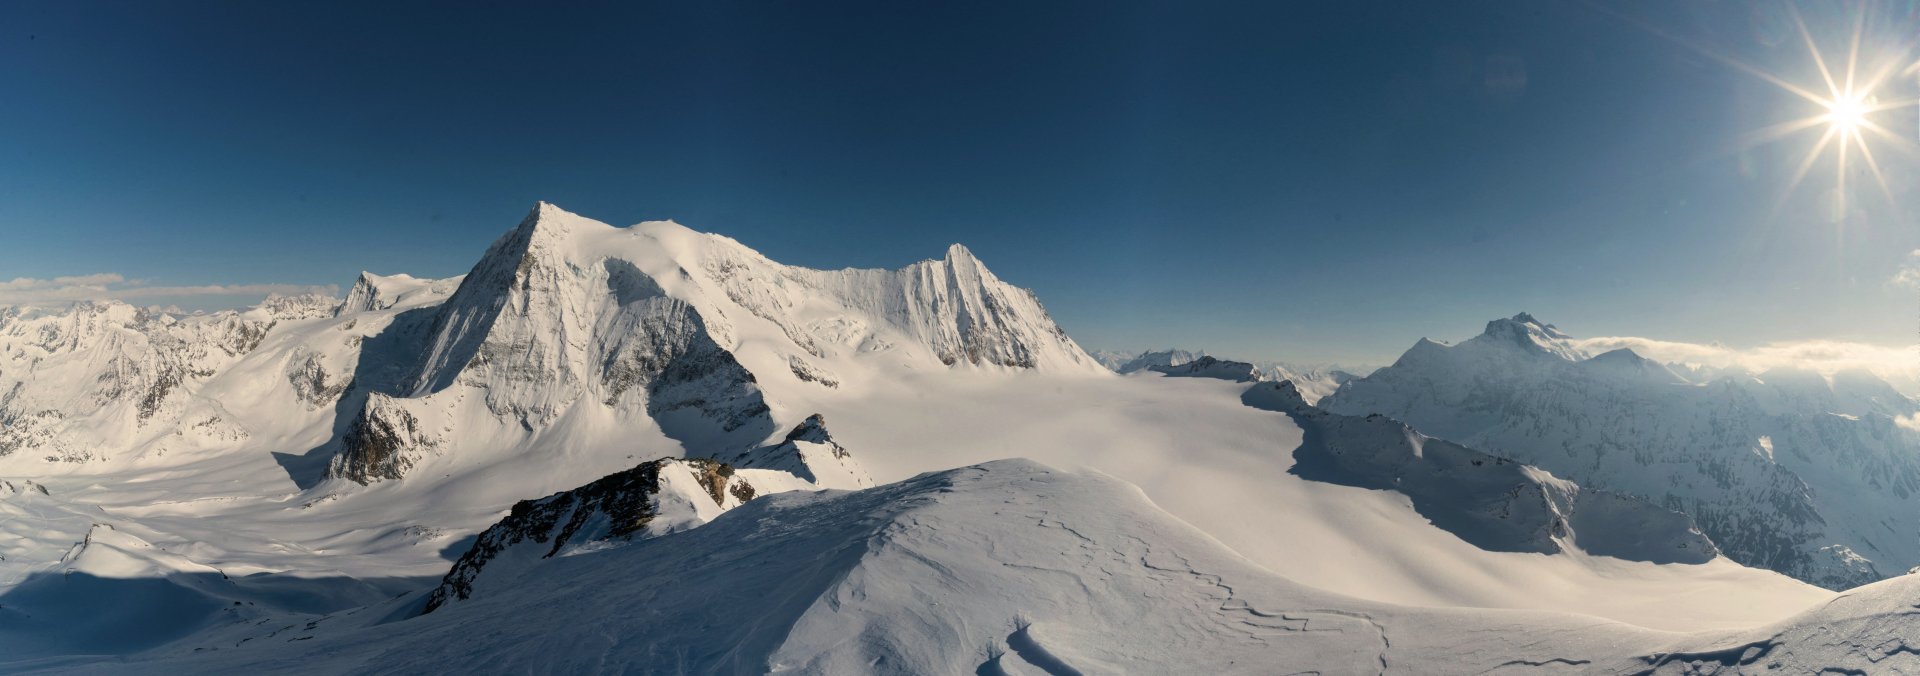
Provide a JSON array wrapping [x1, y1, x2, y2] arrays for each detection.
[[424, 457, 751, 613], [329, 395, 436, 484], [1149, 356, 1260, 383]]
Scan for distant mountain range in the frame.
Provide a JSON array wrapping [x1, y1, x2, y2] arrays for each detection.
[[1, 205, 1910, 672], [1323, 313, 1920, 589]]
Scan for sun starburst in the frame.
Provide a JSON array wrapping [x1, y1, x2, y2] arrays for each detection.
[[1606, 2, 1918, 221], [1753, 3, 1916, 218]]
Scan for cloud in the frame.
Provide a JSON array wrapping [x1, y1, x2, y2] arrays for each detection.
[[1895, 250, 1920, 290], [1571, 335, 1920, 394], [0, 273, 337, 308], [1899, 413, 1920, 433]]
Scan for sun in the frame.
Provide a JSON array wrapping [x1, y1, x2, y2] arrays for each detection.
[[1824, 94, 1870, 133], [1624, 3, 1918, 217], [1735, 4, 1917, 216]]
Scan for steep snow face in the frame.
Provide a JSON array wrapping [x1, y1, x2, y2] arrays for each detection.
[[1323, 313, 1920, 589], [336, 272, 463, 316], [41, 460, 1702, 675], [325, 203, 1102, 483]]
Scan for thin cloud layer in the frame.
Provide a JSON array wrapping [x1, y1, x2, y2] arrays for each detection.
[[1896, 250, 1920, 290], [1572, 335, 1920, 394], [0, 273, 337, 308]]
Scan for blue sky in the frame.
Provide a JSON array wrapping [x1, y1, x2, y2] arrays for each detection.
[[3, 1, 1918, 365]]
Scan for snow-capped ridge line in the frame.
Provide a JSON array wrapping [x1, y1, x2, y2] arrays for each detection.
[[1324, 312, 1920, 588]]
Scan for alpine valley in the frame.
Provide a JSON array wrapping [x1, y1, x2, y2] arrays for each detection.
[[2, 204, 1917, 674]]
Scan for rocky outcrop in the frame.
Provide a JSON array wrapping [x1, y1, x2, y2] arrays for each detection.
[[733, 414, 872, 490], [329, 394, 439, 484], [1149, 355, 1260, 382], [286, 349, 349, 410], [425, 457, 762, 612]]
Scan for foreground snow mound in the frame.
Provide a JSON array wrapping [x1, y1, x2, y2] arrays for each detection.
[[1248, 381, 1718, 564], [1324, 313, 1920, 588], [1607, 572, 1920, 674], [66, 459, 1684, 674]]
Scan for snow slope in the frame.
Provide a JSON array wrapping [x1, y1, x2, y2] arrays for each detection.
[[1323, 313, 1920, 589], [7, 460, 1686, 675], [0, 206, 1856, 672]]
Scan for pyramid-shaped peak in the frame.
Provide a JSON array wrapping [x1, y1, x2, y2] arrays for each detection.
[[512, 201, 583, 239]]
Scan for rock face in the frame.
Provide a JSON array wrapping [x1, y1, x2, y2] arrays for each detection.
[[424, 457, 789, 613], [1248, 381, 1717, 564], [329, 393, 439, 484], [1321, 313, 1920, 588]]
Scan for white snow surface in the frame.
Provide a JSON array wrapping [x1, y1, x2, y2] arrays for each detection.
[[0, 205, 1871, 672], [10, 460, 1905, 675]]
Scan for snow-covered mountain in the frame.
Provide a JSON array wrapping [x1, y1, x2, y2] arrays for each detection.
[[1322, 313, 1920, 589], [0, 203, 1103, 480], [1096, 347, 1357, 403], [0, 207, 1883, 672]]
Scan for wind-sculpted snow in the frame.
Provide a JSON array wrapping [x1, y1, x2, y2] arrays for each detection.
[[1601, 573, 1920, 674], [1322, 313, 1920, 588], [37, 460, 1696, 675], [1247, 381, 1717, 564]]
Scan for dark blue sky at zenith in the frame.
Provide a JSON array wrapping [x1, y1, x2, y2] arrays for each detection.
[[2, 1, 1918, 364]]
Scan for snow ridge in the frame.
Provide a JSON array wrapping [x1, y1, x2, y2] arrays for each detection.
[[1323, 313, 1920, 588]]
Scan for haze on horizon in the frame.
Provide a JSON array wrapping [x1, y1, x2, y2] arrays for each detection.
[[3, 1, 1919, 370]]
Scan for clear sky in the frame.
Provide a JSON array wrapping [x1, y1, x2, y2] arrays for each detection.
[[3, 1, 1919, 366]]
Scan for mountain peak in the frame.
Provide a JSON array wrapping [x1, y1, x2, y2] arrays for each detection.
[[514, 201, 580, 241], [1473, 313, 1584, 360]]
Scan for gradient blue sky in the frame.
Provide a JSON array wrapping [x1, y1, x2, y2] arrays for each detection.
[[4, 1, 1919, 365]]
